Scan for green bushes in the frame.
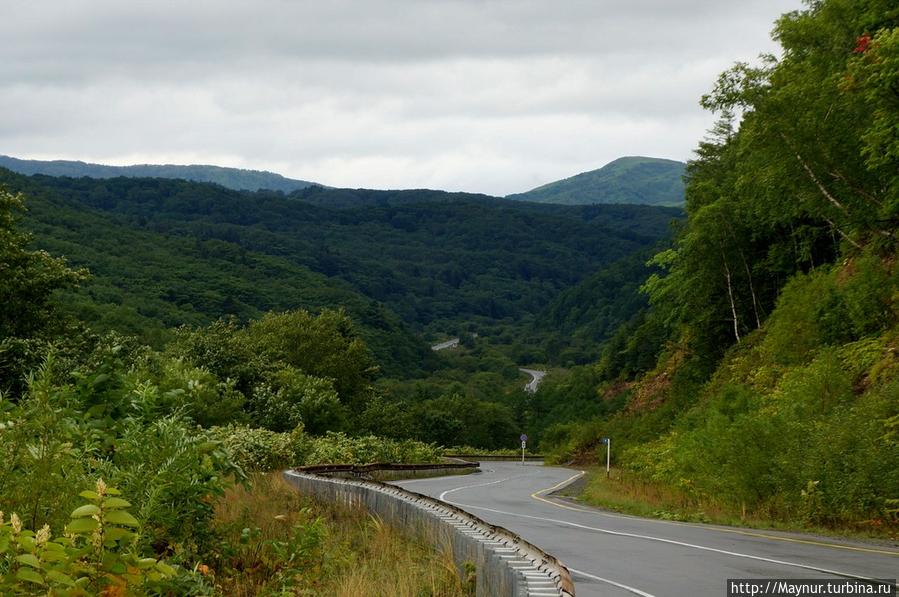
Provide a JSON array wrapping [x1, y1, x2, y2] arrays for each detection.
[[208, 425, 442, 472], [160, 310, 380, 435], [304, 432, 442, 466], [99, 417, 240, 558], [0, 480, 186, 595], [763, 257, 897, 367], [551, 253, 899, 532], [208, 425, 301, 472], [0, 344, 449, 596], [618, 261, 899, 527]]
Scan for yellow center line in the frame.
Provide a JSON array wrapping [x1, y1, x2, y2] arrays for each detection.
[[530, 471, 899, 557]]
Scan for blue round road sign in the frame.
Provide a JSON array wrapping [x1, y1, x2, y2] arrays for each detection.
[[520, 434, 528, 442]]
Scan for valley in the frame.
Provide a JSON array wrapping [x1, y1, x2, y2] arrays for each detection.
[[2, 0, 898, 594]]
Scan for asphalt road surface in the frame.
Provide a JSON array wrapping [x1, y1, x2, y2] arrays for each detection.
[[393, 461, 899, 597], [520, 368, 546, 393]]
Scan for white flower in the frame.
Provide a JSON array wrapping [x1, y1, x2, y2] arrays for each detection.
[[35, 524, 50, 546]]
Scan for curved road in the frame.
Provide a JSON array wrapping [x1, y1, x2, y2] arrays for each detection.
[[520, 368, 546, 393], [393, 461, 899, 597]]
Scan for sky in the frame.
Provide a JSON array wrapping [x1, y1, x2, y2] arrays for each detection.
[[2, 0, 805, 196]]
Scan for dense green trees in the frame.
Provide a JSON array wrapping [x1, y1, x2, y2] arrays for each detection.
[[641, 0, 898, 363], [0, 167, 676, 375], [540, 0, 899, 531], [164, 309, 377, 433], [0, 188, 87, 395], [0, 190, 449, 592]]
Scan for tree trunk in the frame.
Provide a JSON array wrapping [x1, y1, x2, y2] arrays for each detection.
[[739, 248, 762, 329], [722, 250, 741, 343]]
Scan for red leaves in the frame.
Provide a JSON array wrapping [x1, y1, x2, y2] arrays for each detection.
[[853, 33, 871, 54]]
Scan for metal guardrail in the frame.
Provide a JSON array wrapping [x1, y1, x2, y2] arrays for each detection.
[[287, 461, 575, 597], [299, 460, 480, 476], [445, 454, 545, 461]]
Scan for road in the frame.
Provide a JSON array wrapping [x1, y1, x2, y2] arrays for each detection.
[[393, 461, 899, 597], [431, 337, 460, 351], [520, 368, 546, 393]]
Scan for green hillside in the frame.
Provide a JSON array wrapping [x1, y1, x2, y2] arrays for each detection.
[[0, 155, 317, 193], [508, 156, 685, 206], [539, 0, 899, 535]]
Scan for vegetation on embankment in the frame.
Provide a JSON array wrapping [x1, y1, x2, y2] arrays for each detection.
[[564, 467, 896, 541], [0, 183, 461, 593], [540, 0, 899, 539], [212, 473, 468, 596]]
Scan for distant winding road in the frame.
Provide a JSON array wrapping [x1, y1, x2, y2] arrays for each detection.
[[431, 337, 460, 351], [393, 461, 899, 597], [520, 368, 546, 393]]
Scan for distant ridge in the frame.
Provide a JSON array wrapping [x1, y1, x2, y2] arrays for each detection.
[[507, 156, 685, 207], [0, 155, 318, 193]]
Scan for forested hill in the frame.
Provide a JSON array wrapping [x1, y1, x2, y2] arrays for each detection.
[[2, 168, 679, 373], [507, 156, 685, 206], [537, 0, 899, 534], [0, 155, 318, 193]]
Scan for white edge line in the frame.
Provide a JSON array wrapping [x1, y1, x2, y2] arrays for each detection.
[[445, 499, 880, 583], [568, 568, 658, 597]]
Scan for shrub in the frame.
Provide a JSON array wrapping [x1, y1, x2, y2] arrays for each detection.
[[208, 424, 301, 472], [0, 479, 188, 595], [248, 367, 344, 434], [304, 432, 441, 465], [99, 417, 240, 560]]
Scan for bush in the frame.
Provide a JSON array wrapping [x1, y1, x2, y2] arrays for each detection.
[[248, 367, 344, 434], [0, 479, 190, 595], [305, 432, 441, 465], [207, 424, 301, 473], [98, 417, 240, 560]]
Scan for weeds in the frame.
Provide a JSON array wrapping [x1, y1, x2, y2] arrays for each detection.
[[212, 472, 468, 596]]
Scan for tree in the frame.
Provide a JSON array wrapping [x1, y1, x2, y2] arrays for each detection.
[[0, 188, 87, 395], [0, 188, 86, 339]]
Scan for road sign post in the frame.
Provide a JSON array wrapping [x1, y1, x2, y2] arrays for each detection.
[[601, 437, 610, 478], [520, 434, 528, 465]]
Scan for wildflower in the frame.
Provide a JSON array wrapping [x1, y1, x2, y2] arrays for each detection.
[[11, 513, 22, 534], [96, 478, 107, 496], [35, 524, 51, 546]]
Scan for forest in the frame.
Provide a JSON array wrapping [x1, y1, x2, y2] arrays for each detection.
[[0, 159, 677, 592], [540, 0, 899, 535], [0, 168, 677, 373]]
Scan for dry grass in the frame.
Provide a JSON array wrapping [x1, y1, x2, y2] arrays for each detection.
[[569, 468, 897, 540], [210, 472, 469, 596], [567, 467, 719, 523]]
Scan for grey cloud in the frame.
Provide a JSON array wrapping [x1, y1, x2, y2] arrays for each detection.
[[2, 0, 804, 195]]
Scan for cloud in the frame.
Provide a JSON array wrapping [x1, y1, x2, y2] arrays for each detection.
[[1, 0, 803, 195]]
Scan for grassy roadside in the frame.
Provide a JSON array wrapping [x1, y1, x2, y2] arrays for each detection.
[[210, 472, 471, 596], [560, 468, 899, 543]]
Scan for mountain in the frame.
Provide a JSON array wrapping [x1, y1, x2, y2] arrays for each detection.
[[0, 155, 318, 193], [507, 156, 686, 207], [0, 168, 679, 371]]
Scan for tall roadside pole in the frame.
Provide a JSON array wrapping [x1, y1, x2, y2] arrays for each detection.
[[520, 434, 528, 466], [601, 437, 610, 478]]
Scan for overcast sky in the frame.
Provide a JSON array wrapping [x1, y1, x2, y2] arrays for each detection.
[[2, 0, 804, 196]]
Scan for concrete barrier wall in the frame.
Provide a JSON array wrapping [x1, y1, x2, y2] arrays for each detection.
[[283, 469, 575, 597]]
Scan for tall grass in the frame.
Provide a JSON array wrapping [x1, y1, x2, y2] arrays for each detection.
[[212, 473, 469, 596]]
